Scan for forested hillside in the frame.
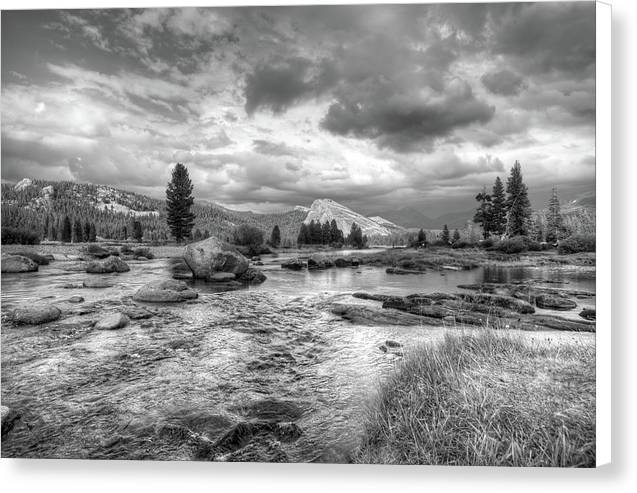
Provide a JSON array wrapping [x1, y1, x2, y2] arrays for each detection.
[[1, 179, 305, 244]]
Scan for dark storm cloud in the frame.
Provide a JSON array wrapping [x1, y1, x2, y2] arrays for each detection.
[[244, 57, 336, 115], [481, 69, 526, 96], [322, 79, 494, 152], [492, 2, 596, 76]]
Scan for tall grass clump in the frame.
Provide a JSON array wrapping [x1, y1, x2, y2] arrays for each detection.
[[354, 331, 595, 467]]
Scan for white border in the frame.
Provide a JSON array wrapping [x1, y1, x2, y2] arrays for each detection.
[[595, 0, 611, 468], [0, 0, 627, 490]]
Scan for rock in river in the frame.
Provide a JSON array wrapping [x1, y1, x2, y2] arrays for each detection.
[[1, 405, 21, 439], [534, 294, 577, 311], [184, 236, 249, 280], [133, 279, 198, 303], [281, 258, 305, 270], [83, 278, 114, 288], [1, 255, 39, 273], [237, 268, 267, 284], [6, 250, 50, 265], [94, 312, 130, 330], [209, 272, 236, 282], [579, 308, 596, 321], [11, 304, 61, 325], [86, 255, 130, 274]]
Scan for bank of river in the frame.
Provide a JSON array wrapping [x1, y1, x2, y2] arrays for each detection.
[[1, 248, 595, 461]]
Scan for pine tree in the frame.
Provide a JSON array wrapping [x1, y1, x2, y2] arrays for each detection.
[[490, 177, 507, 237], [132, 220, 143, 242], [452, 229, 461, 243], [473, 186, 493, 239], [270, 225, 281, 248], [417, 228, 426, 247], [321, 221, 331, 245], [84, 221, 91, 242], [166, 163, 196, 242], [348, 222, 364, 248], [61, 215, 72, 243], [73, 219, 83, 243], [330, 219, 343, 244], [546, 186, 564, 243], [297, 223, 309, 245], [441, 224, 450, 244], [505, 161, 532, 237], [88, 223, 97, 242]]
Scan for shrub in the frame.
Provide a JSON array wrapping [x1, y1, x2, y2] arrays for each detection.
[[451, 240, 475, 249], [1, 227, 40, 245], [479, 238, 494, 249], [495, 236, 528, 254], [557, 234, 596, 254], [233, 224, 265, 256]]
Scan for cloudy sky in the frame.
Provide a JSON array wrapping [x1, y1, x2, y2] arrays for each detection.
[[1, 2, 595, 216]]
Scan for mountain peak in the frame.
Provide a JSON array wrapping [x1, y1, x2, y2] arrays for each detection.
[[303, 198, 404, 236]]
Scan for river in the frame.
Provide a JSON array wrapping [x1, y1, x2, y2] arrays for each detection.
[[0, 253, 596, 461]]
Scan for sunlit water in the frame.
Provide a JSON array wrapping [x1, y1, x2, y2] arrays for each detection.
[[1, 255, 595, 461]]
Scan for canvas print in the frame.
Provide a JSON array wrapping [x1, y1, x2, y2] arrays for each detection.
[[1, 2, 596, 465]]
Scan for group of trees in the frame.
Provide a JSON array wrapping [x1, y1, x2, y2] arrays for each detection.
[[472, 161, 534, 239], [297, 219, 345, 246]]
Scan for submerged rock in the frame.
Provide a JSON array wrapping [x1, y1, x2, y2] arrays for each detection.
[[83, 278, 114, 288], [133, 279, 198, 303], [331, 303, 432, 326], [1, 255, 39, 273], [95, 312, 130, 330], [1, 405, 21, 439], [124, 307, 154, 320], [11, 304, 61, 325], [68, 296, 85, 303], [209, 272, 236, 282], [86, 256, 130, 274], [281, 258, 305, 270], [534, 294, 577, 311], [385, 267, 426, 275], [184, 236, 249, 280]]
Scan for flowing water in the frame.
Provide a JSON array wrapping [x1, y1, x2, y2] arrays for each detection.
[[0, 254, 595, 461]]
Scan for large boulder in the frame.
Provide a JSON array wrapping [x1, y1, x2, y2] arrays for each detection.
[[86, 255, 130, 273], [133, 279, 198, 303], [94, 312, 130, 330], [11, 304, 61, 325], [82, 244, 112, 259], [1, 255, 39, 273], [184, 236, 249, 280], [8, 250, 50, 265]]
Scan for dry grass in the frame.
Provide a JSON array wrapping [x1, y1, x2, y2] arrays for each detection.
[[354, 330, 595, 466]]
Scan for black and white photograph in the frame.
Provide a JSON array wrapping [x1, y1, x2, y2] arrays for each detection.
[[1, 1, 605, 467]]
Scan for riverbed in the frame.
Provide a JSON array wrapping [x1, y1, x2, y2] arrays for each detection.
[[0, 252, 596, 461]]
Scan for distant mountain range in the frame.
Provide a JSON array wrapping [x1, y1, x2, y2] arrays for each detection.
[[2, 178, 595, 243]]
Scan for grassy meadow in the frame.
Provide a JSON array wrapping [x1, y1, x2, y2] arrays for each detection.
[[354, 330, 595, 467]]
